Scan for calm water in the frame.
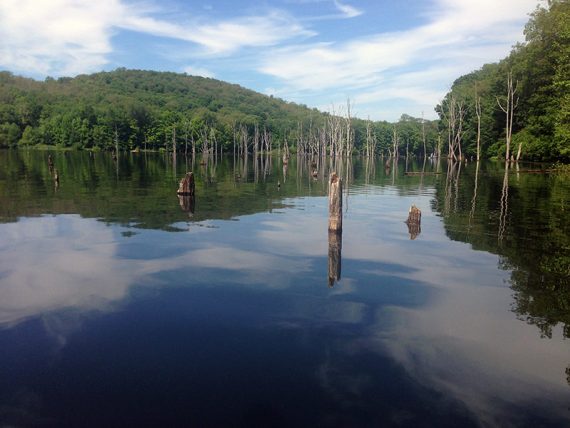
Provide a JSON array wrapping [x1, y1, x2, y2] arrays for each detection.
[[0, 150, 568, 427]]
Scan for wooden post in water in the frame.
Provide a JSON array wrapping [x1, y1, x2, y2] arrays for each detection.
[[405, 204, 421, 240], [328, 172, 342, 231], [177, 172, 195, 196]]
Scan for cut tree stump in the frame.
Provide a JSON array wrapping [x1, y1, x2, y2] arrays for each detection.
[[328, 172, 342, 232], [405, 204, 421, 240], [177, 172, 195, 196]]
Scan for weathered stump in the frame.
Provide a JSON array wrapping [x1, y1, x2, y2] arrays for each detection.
[[48, 154, 54, 171], [328, 230, 342, 287], [328, 172, 342, 231], [177, 172, 195, 196], [405, 204, 421, 240]]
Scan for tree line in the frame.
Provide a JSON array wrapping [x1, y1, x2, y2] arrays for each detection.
[[0, 68, 441, 157], [0, 1, 567, 161], [436, 0, 569, 162]]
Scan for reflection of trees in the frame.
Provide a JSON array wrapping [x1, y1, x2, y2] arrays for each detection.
[[498, 162, 509, 242], [434, 161, 570, 341]]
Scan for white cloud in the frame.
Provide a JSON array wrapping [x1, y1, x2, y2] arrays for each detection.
[[333, 0, 363, 18], [0, 0, 313, 76], [258, 0, 539, 120], [183, 65, 215, 78], [0, 0, 121, 76], [122, 10, 313, 56]]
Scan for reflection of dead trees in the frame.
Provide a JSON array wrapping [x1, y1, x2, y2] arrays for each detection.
[[405, 204, 422, 240], [444, 159, 461, 215], [328, 230, 342, 287], [469, 161, 480, 230], [498, 163, 509, 242], [48, 155, 59, 189], [364, 155, 375, 185], [565, 365, 570, 386]]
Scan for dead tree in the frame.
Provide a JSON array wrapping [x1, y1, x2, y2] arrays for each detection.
[[475, 87, 482, 161], [497, 71, 519, 161], [421, 111, 427, 159]]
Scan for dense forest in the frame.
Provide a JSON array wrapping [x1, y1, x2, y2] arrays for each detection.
[[437, 0, 569, 161], [0, 1, 567, 160], [0, 68, 439, 157]]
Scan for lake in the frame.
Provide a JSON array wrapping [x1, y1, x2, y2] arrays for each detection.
[[0, 150, 569, 427]]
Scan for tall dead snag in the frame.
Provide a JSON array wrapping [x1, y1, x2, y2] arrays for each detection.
[[474, 86, 482, 161], [405, 204, 421, 240], [421, 112, 427, 159], [328, 172, 342, 231], [328, 230, 342, 287], [177, 172, 195, 196], [497, 71, 519, 161]]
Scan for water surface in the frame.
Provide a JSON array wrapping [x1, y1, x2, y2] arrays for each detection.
[[0, 151, 568, 427]]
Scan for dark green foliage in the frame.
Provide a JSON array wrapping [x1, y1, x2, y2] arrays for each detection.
[[0, 68, 438, 155], [0, 69, 321, 150], [436, 0, 570, 161]]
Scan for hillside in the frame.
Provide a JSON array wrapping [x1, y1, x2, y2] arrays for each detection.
[[0, 68, 441, 156], [436, 0, 569, 161], [0, 68, 326, 150]]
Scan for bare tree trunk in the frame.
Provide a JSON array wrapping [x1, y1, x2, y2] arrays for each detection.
[[422, 111, 427, 159], [473, 84, 481, 161], [497, 71, 519, 161]]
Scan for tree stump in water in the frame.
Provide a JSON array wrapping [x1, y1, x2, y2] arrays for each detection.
[[328, 230, 342, 287], [48, 154, 54, 171], [177, 172, 195, 196], [328, 172, 342, 231], [405, 204, 421, 240]]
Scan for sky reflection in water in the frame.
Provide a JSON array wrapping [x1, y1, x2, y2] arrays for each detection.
[[0, 156, 568, 426]]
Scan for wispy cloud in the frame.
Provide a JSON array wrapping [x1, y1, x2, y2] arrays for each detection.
[[258, 0, 538, 119], [183, 65, 215, 78], [0, 0, 313, 76], [333, 0, 363, 18], [121, 10, 314, 56]]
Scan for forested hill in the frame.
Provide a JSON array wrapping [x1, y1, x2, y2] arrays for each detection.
[[0, 68, 329, 150], [436, 0, 569, 161]]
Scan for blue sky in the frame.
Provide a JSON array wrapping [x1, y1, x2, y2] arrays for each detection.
[[0, 0, 540, 120]]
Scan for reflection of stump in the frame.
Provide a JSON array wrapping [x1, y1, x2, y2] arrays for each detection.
[[282, 153, 289, 165], [177, 172, 195, 196], [405, 204, 421, 240], [328, 172, 342, 231], [328, 230, 342, 287], [178, 195, 195, 214]]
